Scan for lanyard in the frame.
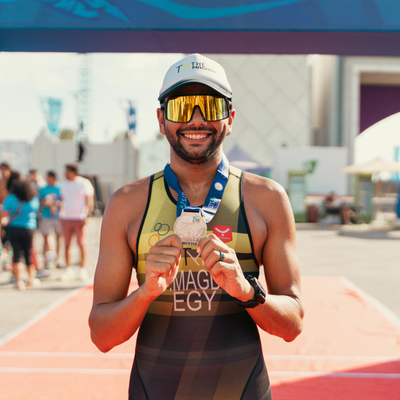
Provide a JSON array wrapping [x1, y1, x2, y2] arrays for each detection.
[[163, 155, 229, 223]]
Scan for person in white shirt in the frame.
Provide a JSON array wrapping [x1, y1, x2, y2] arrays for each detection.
[[60, 163, 94, 282]]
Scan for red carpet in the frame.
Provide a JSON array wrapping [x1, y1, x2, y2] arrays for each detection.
[[0, 276, 399, 399]]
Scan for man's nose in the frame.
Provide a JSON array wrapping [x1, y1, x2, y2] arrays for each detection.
[[188, 106, 207, 125]]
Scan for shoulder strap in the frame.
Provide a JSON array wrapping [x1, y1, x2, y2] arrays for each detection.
[[8, 201, 24, 224], [229, 165, 242, 179]]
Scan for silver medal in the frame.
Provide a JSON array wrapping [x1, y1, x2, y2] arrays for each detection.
[[174, 209, 207, 246]]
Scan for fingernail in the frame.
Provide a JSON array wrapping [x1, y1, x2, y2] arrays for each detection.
[[197, 246, 200, 254]]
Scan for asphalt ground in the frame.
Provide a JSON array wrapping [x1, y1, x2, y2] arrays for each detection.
[[0, 217, 102, 341], [1, 218, 399, 342]]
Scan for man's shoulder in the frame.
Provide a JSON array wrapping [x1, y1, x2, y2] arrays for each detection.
[[76, 176, 91, 185], [107, 176, 152, 210], [39, 183, 58, 193], [114, 176, 151, 198], [77, 176, 94, 193], [243, 172, 286, 199], [243, 172, 294, 233]]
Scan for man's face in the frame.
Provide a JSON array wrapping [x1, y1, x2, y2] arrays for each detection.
[[47, 174, 56, 186], [65, 169, 76, 181], [0, 167, 10, 179], [29, 172, 38, 182], [157, 84, 235, 165]]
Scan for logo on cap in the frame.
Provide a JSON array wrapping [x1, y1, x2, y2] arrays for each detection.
[[176, 62, 217, 74], [176, 63, 190, 73]]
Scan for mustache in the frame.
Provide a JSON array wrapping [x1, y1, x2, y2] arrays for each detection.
[[177, 126, 216, 134]]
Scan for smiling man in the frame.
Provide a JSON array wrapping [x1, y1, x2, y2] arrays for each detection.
[[89, 54, 304, 400]]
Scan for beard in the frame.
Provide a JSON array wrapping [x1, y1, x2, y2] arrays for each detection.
[[164, 124, 226, 165]]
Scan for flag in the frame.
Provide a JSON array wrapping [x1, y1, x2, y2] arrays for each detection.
[[124, 100, 136, 134], [40, 97, 63, 136]]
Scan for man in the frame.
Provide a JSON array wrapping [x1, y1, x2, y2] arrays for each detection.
[[60, 164, 94, 282], [38, 170, 63, 269], [89, 54, 304, 400]]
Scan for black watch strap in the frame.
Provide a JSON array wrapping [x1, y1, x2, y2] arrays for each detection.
[[236, 276, 267, 308]]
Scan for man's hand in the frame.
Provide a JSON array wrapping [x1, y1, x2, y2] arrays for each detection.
[[143, 234, 183, 299], [197, 235, 254, 302]]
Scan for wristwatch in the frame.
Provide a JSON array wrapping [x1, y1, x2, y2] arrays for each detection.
[[236, 276, 267, 308]]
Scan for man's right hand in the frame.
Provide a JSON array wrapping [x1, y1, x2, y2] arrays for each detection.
[[143, 234, 183, 299]]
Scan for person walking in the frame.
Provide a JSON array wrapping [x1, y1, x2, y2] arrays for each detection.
[[89, 54, 304, 399], [59, 163, 94, 282], [2, 171, 40, 290], [38, 170, 63, 269]]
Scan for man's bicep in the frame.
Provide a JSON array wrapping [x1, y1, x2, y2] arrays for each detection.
[[262, 194, 301, 299]]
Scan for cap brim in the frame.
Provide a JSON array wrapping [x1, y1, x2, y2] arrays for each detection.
[[158, 79, 232, 101]]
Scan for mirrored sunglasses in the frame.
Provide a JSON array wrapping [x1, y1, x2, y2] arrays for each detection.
[[163, 95, 230, 123]]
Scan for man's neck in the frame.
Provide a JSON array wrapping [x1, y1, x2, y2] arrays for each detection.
[[169, 152, 223, 206]]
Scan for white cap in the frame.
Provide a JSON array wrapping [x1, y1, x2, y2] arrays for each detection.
[[158, 54, 232, 101]]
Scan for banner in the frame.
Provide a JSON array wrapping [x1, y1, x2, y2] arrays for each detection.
[[124, 100, 136, 134], [1, 1, 400, 32], [40, 97, 62, 136]]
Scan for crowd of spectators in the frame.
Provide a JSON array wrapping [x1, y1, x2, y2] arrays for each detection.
[[0, 162, 94, 290]]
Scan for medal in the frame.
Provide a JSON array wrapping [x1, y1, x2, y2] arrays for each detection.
[[165, 156, 230, 246], [174, 207, 207, 246]]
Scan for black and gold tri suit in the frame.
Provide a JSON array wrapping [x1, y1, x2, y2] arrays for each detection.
[[130, 166, 271, 400]]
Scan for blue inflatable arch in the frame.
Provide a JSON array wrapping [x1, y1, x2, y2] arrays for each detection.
[[1, 0, 400, 55]]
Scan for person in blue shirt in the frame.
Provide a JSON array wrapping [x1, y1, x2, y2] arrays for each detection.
[[2, 171, 40, 290], [38, 170, 63, 269]]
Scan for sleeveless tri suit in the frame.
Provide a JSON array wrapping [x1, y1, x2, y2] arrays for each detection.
[[129, 166, 271, 400]]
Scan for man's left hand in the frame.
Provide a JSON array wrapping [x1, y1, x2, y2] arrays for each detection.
[[197, 234, 254, 302]]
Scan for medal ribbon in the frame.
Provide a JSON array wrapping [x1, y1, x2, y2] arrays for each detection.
[[163, 155, 229, 223]]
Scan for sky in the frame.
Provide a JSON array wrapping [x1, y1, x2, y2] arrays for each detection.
[[0, 52, 184, 144]]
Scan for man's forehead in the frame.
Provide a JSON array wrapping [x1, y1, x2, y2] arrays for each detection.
[[167, 83, 221, 98]]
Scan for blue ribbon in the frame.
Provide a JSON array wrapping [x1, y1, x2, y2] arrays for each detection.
[[164, 156, 229, 223]]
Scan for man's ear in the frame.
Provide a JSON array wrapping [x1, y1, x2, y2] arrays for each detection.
[[157, 108, 166, 135], [225, 109, 235, 137]]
